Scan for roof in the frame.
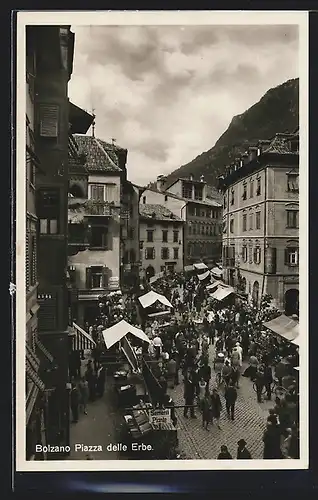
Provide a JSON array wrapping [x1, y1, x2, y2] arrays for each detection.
[[74, 135, 122, 173], [69, 103, 95, 134], [143, 186, 221, 207], [102, 320, 150, 349], [139, 204, 183, 222], [263, 314, 299, 343], [263, 132, 299, 155], [138, 291, 173, 309]]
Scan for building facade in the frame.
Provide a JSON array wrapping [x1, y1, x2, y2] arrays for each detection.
[[162, 175, 222, 266], [25, 25, 81, 460], [220, 132, 299, 314], [139, 204, 184, 280]]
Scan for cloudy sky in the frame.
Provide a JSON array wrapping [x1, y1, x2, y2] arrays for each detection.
[[68, 25, 299, 185]]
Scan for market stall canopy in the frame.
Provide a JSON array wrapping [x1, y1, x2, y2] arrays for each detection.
[[102, 320, 150, 349], [210, 285, 235, 301], [138, 290, 173, 309], [184, 265, 194, 272], [194, 262, 208, 270], [149, 272, 164, 284], [263, 314, 299, 344], [211, 267, 223, 277], [206, 280, 223, 291], [197, 270, 210, 281]]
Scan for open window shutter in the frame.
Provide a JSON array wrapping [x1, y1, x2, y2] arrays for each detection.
[[102, 267, 109, 288], [39, 104, 59, 137], [86, 267, 92, 289], [284, 248, 289, 265], [26, 230, 30, 289]]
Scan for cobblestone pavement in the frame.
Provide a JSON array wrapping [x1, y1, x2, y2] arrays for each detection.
[[168, 344, 274, 460]]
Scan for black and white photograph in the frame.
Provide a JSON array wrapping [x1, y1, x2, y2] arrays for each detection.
[[16, 11, 308, 470]]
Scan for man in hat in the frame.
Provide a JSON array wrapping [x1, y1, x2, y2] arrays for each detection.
[[237, 439, 252, 459]]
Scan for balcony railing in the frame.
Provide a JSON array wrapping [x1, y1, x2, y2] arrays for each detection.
[[84, 200, 113, 216]]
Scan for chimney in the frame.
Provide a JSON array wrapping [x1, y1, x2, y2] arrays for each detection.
[[156, 174, 166, 192], [200, 175, 205, 183], [248, 147, 257, 162], [189, 173, 194, 181]]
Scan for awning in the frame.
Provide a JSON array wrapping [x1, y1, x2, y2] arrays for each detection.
[[263, 314, 299, 344], [210, 286, 234, 301], [211, 267, 223, 277], [206, 280, 223, 291], [184, 265, 194, 272], [138, 291, 173, 309], [197, 270, 210, 281], [26, 343, 40, 372], [26, 357, 45, 391], [194, 262, 208, 270], [149, 272, 164, 284], [102, 320, 150, 349], [120, 335, 139, 372], [69, 322, 96, 351], [36, 338, 54, 363]]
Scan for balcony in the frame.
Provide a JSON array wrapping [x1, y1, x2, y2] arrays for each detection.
[[84, 200, 113, 216]]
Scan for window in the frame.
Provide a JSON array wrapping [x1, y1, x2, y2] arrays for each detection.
[[223, 196, 227, 209], [89, 266, 104, 288], [201, 209, 206, 217], [30, 234, 37, 286], [161, 247, 169, 260], [188, 205, 195, 216], [285, 247, 299, 266], [249, 244, 253, 264], [39, 104, 59, 138], [230, 219, 234, 233], [194, 185, 203, 200], [256, 178, 261, 196], [256, 212, 261, 230], [145, 247, 155, 260], [173, 230, 179, 243], [173, 248, 179, 259], [193, 224, 196, 235], [287, 210, 299, 228], [231, 189, 234, 205], [29, 161, 35, 187], [242, 184, 247, 200], [242, 214, 247, 232], [162, 230, 168, 243], [287, 173, 299, 192], [89, 183, 116, 203], [201, 225, 205, 235], [90, 225, 108, 248], [242, 245, 248, 263], [142, 196, 146, 204], [222, 221, 227, 233], [147, 230, 154, 242], [254, 246, 261, 264], [250, 180, 254, 198], [164, 195, 168, 202], [182, 182, 192, 199], [206, 209, 211, 218], [249, 213, 253, 230], [37, 189, 60, 234], [188, 225, 192, 235]]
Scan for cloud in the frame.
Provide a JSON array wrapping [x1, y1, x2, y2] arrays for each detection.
[[69, 24, 299, 185]]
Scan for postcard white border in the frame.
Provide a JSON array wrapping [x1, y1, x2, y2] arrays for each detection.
[[16, 10, 308, 472]]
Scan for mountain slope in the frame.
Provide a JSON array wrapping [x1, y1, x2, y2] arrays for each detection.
[[165, 78, 299, 188]]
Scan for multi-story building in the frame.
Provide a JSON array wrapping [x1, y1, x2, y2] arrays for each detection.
[[153, 174, 222, 266], [139, 204, 184, 280], [219, 131, 299, 315], [25, 25, 91, 460], [67, 134, 132, 326]]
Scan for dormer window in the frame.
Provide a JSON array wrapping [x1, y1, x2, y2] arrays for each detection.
[[231, 189, 234, 205], [256, 178, 261, 196], [287, 172, 299, 192], [242, 183, 247, 200], [182, 182, 192, 199]]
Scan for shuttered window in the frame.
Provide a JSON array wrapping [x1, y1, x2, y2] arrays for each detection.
[[39, 104, 59, 137], [86, 266, 109, 288], [26, 225, 30, 290], [30, 233, 37, 285], [265, 247, 277, 274], [37, 292, 57, 331]]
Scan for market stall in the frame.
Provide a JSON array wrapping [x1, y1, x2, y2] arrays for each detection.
[[138, 290, 173, 326], [210, 266, 223, 279], [263, 314, 299, 346]]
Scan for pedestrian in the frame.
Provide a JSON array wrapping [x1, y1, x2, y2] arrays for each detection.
[[254, 365, 265, 403], [183, 371, 196, 419], [167, 356, 177, 389], [222, 360, 232, 387], [262, 421, 283, 459], [198, 377, 207, 411], [217, 445, 232, 459], [70, 383, 79, 423], [224, 382, 237, 421], [78, 376, 89, 415], [262, 361, 273, 400], [96, 364, 106, 397], [153, 334, 163, 360], [237, 439, 252, 459], [199, 359, 211, 388], [201, 390, 212, 430], [230, 364, 240, 389], [210, 388, 222, 429]]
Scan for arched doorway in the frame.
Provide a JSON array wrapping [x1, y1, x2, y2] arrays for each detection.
[[145, 266, 155, 280], [252, 281, 259, 306], [284, 288, 299, 317]]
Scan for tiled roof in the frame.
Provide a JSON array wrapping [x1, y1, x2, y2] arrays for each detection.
[[144, 187, 222, 207], [98, 139, 125, 168], [139, 204, 183, 222], [74, 135, 122, 173], [263, 132, 299, 155]]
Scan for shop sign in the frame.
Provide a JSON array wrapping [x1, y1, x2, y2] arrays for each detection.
[[148, 408, 171, 425]]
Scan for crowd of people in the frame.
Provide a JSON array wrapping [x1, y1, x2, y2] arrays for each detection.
[[69, 268, 300, 460]]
